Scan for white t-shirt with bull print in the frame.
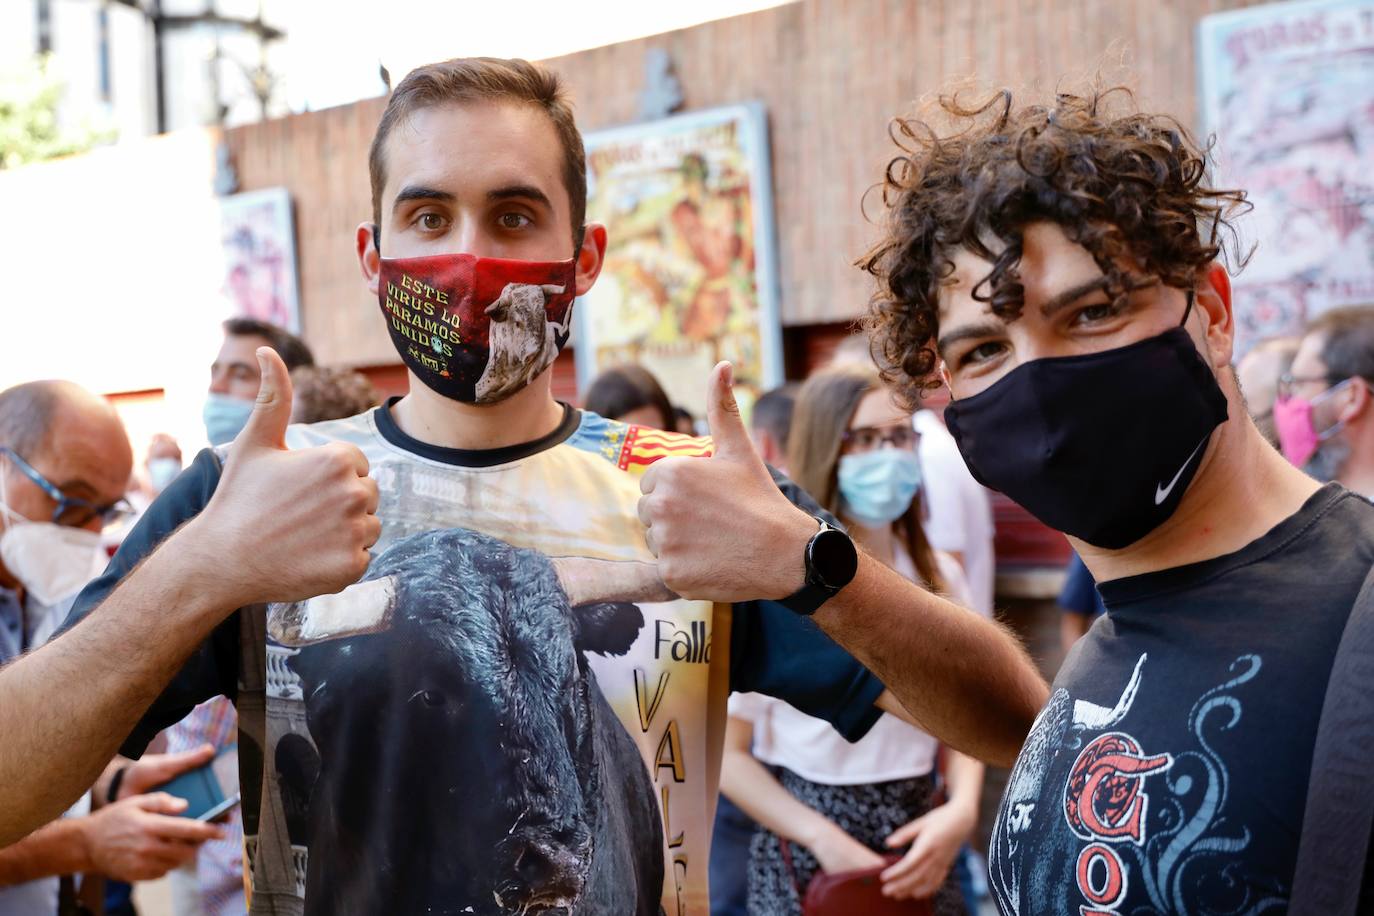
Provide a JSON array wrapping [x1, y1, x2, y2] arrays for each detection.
[[68, 400, 885, 916]]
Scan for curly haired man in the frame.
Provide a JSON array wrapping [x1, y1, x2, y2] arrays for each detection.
[[638, 87, 1374, 912]]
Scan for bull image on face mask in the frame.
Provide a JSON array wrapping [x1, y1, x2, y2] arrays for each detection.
[[267, 528, 669, 916], [475, 282, 570, 404]]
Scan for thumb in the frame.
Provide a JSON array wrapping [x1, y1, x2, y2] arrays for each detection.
[[886, 816, 927, 848], [134, 792, 190, 815], [705, 362, 759, 465], [141, 745, 215, 786], [235, 347, 294, 451]]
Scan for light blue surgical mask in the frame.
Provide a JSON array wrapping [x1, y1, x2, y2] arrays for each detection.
[[146, 457, 183, 493], [203, 393, 254, 446], [837, 447, 923, 527]]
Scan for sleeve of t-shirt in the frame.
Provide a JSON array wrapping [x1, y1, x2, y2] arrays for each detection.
[[726, 691, 770, 722], [725, 466, 885, 744], [59, 448, 238, 759], [935, 551, 984, 617], [919, 437, 972, 555]]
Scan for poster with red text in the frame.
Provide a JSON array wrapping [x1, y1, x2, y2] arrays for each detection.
[[1200, 0, 1374, 353]]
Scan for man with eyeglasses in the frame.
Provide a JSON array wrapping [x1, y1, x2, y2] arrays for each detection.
[[0, 380, 224, 914], [1275, 305, 1374, 497], [0, 381, 134, 650]]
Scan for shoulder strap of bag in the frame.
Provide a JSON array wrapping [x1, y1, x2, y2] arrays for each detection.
[[1290, 562, 1374, 913], [778, 836, 808, 905]]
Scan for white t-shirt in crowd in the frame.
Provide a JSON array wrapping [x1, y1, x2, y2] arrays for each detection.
[[915, 409, 995, 616], [729, 551, 986, 786]]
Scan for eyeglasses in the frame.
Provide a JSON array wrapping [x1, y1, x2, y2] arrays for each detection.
[[842, 422, 919, 452], [1277, 372, 1335, 401], [0, 447, 133, 529]]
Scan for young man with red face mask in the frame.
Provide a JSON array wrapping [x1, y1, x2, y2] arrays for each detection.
[[637, 90, 1374, 912], [56, 59, 929, 916]]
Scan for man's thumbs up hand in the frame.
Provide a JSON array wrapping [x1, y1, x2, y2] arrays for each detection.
[[234, 348, 294, 452], [189, 348, 381, 609], [703, 362, 767, 469], [638, 362, 816, 602]]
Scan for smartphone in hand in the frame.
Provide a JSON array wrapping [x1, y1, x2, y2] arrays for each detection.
[[154, 745, 240, 822]]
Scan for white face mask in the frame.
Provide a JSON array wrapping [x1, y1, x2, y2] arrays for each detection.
[[0, 468, 106, 607], [147, 457, 183, 493]]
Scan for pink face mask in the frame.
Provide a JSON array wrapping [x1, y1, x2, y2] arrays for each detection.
[[1273, 379, 1352, 467]]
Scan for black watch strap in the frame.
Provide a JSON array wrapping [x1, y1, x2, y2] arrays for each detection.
[[106, 765, 129, 805], [780, 518, 858, 616], [780, 580, 834, 617]]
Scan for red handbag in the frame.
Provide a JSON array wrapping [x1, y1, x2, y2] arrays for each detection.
[[779, 840, 934, 916]]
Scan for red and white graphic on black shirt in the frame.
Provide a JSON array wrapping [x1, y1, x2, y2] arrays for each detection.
[[1063, 732, 1173, 915], [989, 652, 1277, 916]]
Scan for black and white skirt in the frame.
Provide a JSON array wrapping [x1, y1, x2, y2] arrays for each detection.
[[745, 769, 967, 915]]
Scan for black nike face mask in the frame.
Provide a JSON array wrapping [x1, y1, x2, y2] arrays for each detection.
[[944, 293, 1229, 550]]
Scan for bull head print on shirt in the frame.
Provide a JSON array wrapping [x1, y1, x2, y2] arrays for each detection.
[[271, 529, 669, 916]]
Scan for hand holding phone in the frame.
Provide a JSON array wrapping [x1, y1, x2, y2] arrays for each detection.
[[152, 745, 240, 821]]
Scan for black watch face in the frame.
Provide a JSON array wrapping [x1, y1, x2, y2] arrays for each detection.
[[811, 527, 859, 590]]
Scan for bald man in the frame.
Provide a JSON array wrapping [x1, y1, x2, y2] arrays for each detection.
[[0, 381, 132, 633], [0, 381, 223, 914]]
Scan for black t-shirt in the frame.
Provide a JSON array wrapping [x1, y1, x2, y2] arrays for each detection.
[[989, 483, 1374, 914]]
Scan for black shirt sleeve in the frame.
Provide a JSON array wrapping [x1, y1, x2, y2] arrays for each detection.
[[726, 466, 886, 743], [59, 448, 239, 758]]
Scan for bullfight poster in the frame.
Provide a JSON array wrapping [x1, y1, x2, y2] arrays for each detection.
[[1199, 0, 1374, 352], [576, 104, 784, 420], [219, 187, 302, 333]]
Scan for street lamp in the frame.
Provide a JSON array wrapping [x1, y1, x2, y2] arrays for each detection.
[[108, 0, 285, 132]]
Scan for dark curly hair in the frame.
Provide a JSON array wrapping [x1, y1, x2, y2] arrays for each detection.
[[857, 86, 1251, 407]]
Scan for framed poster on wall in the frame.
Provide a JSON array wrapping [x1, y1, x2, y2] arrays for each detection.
[[575, 103, 783, 421], [1199, 0, 1374, 353], [219, 187, 302, 333]]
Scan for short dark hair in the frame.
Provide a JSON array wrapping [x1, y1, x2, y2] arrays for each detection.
[[1309, 305, 1374, 385], [583, 365, 675, 431], [290, 366, 380, 424], [751, 384, 799, 452], [858, 86, 1251, 407], [368, 57, 586, 249], [223, 318, 315, 371]]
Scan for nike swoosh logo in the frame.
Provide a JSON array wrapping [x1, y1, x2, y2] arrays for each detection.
[[1155, 438, 1208, 505]]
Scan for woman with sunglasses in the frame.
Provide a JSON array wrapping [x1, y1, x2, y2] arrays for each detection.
[[720, 365, 985, 914]]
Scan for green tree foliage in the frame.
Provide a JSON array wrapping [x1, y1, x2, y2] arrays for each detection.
[[0, 55, 114, 170]]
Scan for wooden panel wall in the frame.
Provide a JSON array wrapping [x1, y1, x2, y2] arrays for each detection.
[[225, 0, 1275, 368]]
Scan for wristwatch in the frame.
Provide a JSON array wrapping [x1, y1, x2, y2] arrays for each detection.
[[780, 518, 859, 616]]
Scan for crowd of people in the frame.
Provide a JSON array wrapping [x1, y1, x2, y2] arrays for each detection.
[[0, 319, 377, 915], [0, 52, 1371, 916]]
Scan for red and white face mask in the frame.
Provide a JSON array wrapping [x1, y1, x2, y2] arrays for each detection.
[[377, 253, 577, 404]]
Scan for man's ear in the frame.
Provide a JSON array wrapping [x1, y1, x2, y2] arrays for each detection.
[[1193, 263, 1235, 370], [573, 222, 608, 297], [1338, 378, 1372, 425], [357, 222, 382, 296], [752, 429, 779, 467]]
